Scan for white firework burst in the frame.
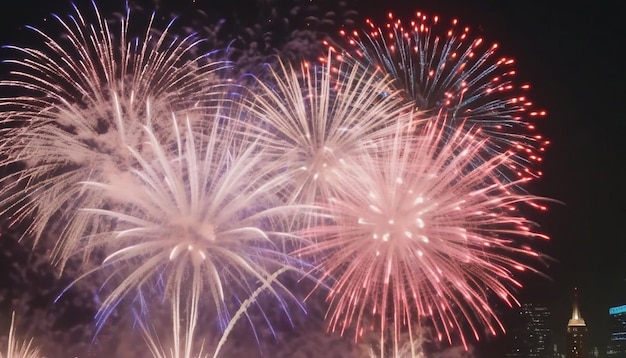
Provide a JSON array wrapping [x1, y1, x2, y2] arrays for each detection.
[[244, 53, 413, 207], [73, 105, 311, 348], [0, 2, 227, 267]]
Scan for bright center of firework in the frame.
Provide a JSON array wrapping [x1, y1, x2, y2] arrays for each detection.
[[303, 146, 343, 182], [358, 190, 431, 249], [168, 218, 216, 264]]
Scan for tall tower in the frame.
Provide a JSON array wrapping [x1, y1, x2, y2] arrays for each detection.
[[566, 288, 588, 358]]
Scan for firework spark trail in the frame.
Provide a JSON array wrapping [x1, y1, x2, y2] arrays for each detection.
[[244, 53, 414, 208], [325, 11, 549, 181], [0, 2, 227, 267], [139, 298, 209, 358], [296, 117, 549, 356], [0, 312, 41, 358]]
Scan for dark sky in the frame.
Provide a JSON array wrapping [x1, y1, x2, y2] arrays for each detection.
[[1, 0, 625, 355]]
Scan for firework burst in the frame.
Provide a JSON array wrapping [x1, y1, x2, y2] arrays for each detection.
[[297, 118, 549, 356], [0, 2, 226, 267], [0, 2, 554, 357], [244, 53, 412, 207], [326, 11, 549, 180], [71, 103, 312, 348]]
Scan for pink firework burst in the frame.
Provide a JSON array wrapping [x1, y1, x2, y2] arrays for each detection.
[[297, 118, 549, 356], [324, 11, 549, 181]]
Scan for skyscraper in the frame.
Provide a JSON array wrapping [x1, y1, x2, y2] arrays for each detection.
[[607, 304, 626, 357], [507, 303, 553, 357], [566, 288, 587, 358]]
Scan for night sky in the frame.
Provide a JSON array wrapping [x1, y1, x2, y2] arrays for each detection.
[[0, 0, 625, 355]]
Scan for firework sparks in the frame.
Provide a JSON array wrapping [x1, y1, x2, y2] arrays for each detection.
[[74, 105, 311, 344], [0, 3, 553, 357], [297, 118, 549, 356], [244, 53, 413, 207], [0, 2, 226, 267], [0, 312, 41, 358], [325, 11, 549, 180]]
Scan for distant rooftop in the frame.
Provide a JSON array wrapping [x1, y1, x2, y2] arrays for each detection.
[[609, 305, 626, 315]]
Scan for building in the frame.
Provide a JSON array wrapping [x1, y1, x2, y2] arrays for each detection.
[[566, 288, 587, 358], [607, 304, 626, 357], [507, 303, 553, 357]]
